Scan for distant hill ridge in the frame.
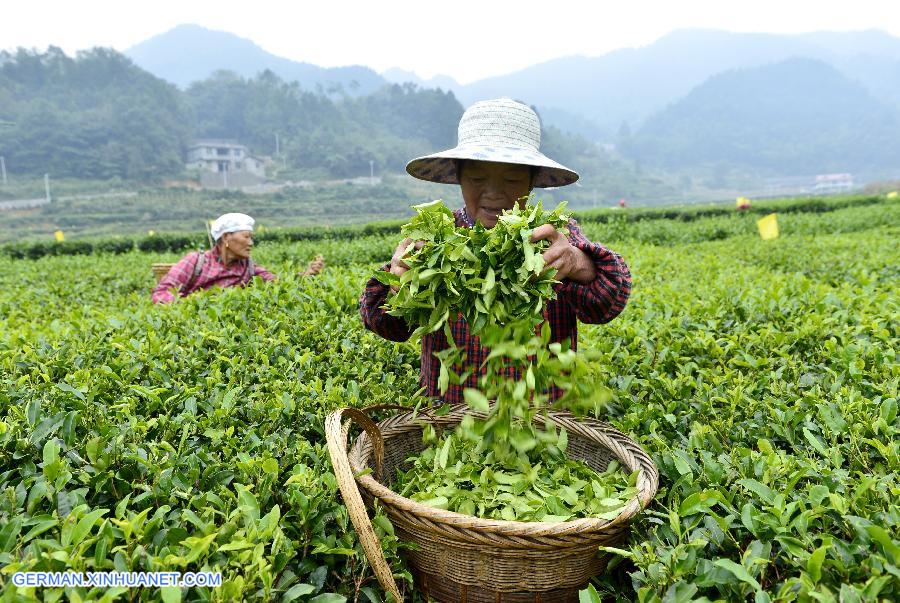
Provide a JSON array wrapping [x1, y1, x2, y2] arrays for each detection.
[[126, 25, 900, 138], [449, 29, 900, 133], [125, 24, 386, 94], [7, 26, 900, 189], [623, 57, 900, 176]]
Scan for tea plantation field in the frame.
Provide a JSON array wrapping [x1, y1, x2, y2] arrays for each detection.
[[1, 198, 897, 602]]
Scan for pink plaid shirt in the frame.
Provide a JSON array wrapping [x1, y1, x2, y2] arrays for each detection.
[[151, 247, 275, 304], [360, 208, 632, 403]]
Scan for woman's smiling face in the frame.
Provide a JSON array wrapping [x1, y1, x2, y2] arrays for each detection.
[[459, 160, 533, 228]]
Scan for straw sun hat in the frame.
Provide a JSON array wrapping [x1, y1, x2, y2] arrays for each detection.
[[406, 98, 579, 188]]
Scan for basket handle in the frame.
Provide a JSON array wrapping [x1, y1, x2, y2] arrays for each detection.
[[325, 407, 402, 601], [362, 403, 443, 437]]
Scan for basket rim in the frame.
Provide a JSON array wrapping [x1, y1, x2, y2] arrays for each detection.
[[348, 404, 659, 538]]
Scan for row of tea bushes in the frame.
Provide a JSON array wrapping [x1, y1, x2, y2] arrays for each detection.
[[3, 194, 893, 260], [1, 201, 897, 601]]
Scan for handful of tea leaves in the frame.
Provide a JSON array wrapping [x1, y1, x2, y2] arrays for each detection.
[[376, 199, 569, 337]]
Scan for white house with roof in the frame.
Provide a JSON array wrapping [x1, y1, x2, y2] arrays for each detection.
[[813, 173, 854, 194], [186, 140, 266, 177]]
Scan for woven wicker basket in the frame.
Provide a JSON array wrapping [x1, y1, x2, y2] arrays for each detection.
[[151, 263, 174, 282], [326, 405, 659, 602]]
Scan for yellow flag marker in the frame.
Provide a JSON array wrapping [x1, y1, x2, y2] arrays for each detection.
[[54, 230, 65, 242], [887, 191, 898, 199], [757, 213, 779, 240]]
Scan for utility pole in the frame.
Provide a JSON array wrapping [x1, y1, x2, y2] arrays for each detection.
[[0, 156, 6, 186], [369, 160, 375, 186], [276, 134, 287, 170], [44, 173, 51, 202]]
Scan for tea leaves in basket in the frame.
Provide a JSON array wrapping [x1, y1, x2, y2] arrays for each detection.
[[395, 428, 638, 522]]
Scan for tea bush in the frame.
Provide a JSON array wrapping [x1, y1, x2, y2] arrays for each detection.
[[1, 200, 897, 602]]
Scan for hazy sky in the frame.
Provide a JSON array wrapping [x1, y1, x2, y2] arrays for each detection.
[[3, 0, 898, 83]]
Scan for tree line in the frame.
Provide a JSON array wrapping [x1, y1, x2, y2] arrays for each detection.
[[2, 47, 677, 203], [0, 48, 470, 180]]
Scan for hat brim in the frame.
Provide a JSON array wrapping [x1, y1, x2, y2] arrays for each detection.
[[406, 144, 579, 188]]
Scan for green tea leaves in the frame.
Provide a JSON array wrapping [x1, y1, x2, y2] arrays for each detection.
[[385, 201, 635, 524], [463, 388, 490, 413], [380, 200, 568, 337], [713, 558, 761, 591], [1, 194, 895, 601]]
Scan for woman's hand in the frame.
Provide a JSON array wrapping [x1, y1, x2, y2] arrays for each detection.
[[300, 255, 325, 277], [530, 225, 596, 284], [389, 238, 424, 293]]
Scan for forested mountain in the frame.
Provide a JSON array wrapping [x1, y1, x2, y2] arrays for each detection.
[[621, 58, 900, 175], [1, 47, 644, 192], [834, 55, 900, 112], [0, 47, 187, 180], [439, 29, 900, 134], [0, 47, 463, 179], [185, 73, 462, 176], [120, 25, 900, 146], [7, 35, 900, 190], [125, 24, 386, 94], [382, 68, 459, 92]]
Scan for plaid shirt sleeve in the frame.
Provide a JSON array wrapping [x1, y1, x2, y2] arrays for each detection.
[[556, 219, 632, 323], [151, 252, 198, 304], [253, 265, 276, 282], [359, 263, 413, 342]]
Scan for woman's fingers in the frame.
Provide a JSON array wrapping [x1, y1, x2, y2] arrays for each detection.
[[541, 238, 576, 280], [393, 238, 413, 257], [391, 238, 425, 272], [542, 242, 565, 264], [545, 257, 568, 280], [300, 255, 326, 277], [388, 238, 426, 293], [533, 226, 572, 277], [390, 259, 409, 276], [391, 238, 413, 269], [529, 224, 554, 242]]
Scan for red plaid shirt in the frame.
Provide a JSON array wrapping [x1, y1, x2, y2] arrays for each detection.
[[360, 208, 631, 403], [151, 247, 275, 304]]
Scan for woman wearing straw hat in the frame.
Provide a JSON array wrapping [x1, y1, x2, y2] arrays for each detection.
[[151, 212, 325, 304], [360, 98, 631, 403]]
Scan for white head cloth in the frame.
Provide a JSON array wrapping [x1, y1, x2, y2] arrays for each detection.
[[210, 213, 254, 242]]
